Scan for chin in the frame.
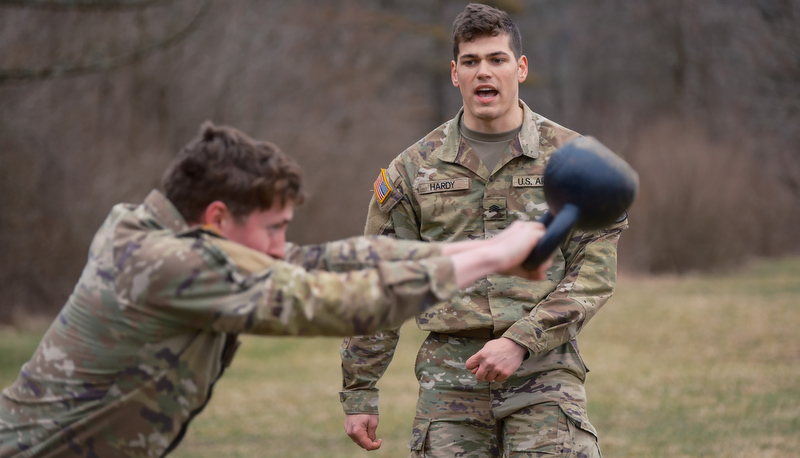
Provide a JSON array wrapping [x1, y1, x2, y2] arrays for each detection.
[[473, 111, 500, 121]]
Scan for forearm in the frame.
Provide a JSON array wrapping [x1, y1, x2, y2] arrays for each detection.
[[159, 253, 456, 337], [285, 236, 443, 272], [445, 240, 505, 288], [339, 329, 401, 414], [245, 258, 456, 336], [503, 228, 622, 355], [444, 222, 552, 288]]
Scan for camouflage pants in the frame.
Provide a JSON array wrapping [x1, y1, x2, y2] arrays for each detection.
[[408, 333, 601, 458]]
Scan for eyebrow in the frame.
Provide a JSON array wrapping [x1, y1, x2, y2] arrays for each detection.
[[267, 217, 292, 227], [459, 51, 510, 61]]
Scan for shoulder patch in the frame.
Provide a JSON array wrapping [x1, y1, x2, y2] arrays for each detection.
[[373, 169, 393, 204]]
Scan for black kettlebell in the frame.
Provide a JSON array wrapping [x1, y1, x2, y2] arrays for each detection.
[[523, 136, 639, 269]]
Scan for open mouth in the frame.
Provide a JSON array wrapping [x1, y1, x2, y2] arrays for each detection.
[[475, 87, 498, 103]]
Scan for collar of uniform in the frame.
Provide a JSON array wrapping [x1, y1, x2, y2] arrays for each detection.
[[438, 107, 466, 163], [143, 189, 190, 234], [517, 100, 542, 160], [438, 101, 541, 164]]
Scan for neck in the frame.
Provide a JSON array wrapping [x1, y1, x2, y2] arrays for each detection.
[[461, 102, 523, 133]]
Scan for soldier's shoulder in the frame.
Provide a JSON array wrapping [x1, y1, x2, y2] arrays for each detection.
[[172, 228, 277, 277], [395, 120, 451, 166], [372, 120, 454, 212], [532, 112, 581, 151], [118, 227, 211, 279]]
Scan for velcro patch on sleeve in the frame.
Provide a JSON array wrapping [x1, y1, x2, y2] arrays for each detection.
[[373, 169, 393, 204]]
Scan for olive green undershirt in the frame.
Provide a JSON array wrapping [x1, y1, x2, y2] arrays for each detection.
[[459, 119, 522, 173]]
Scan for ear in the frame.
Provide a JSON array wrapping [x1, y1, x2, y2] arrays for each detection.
[[200, 201, 230, 232], [451, 60, 459, 87], [517, 55, 529, 83]]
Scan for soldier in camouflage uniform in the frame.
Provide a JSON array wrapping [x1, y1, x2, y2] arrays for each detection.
[[0, 122, 552, 457], [340, 4, 628, 457]]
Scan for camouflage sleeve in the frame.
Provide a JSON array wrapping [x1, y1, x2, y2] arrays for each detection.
[[138, 234, 456, 338], [502, 218, 628, 356], [284, 234, 431, 272], [364, 194, 394, 237], [339, 328, 401, 414], [339, 181, 420, 414]]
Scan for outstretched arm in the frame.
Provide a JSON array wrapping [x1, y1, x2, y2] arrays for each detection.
[[445, 220, 550, 287]]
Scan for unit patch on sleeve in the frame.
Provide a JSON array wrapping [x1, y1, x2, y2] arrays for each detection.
[[373, 168, 392, 204], [418, 177, 470, 194], [512, 175, 544, 187]]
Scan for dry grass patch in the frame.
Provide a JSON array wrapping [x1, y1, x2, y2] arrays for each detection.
[[582, 257, 800, 458]]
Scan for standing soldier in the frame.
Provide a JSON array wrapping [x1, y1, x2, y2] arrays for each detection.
[[0, 121, 551, 457], [340, 3, 628, 457]]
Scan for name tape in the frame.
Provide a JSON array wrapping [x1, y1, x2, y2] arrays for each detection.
[[418, 177, 471, 194], [512, 175, 544, 187]]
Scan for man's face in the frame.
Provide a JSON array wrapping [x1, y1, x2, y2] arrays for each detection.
[[220, 202, 293, 259], [451, 33, 528, 132]]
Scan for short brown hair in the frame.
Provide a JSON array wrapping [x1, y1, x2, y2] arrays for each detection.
[[452, 3, 522, 60], [162, 121, 305, 224]]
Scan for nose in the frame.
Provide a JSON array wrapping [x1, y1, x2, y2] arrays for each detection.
[[267, 234, 286, 259], [476, 60, 492, 78]]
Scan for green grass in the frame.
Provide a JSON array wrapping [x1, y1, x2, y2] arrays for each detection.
[[0, 325, 49, 388], [1, 257, 798, 457]]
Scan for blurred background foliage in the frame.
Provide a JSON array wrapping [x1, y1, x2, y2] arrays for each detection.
[[1, 0, 799, 325]]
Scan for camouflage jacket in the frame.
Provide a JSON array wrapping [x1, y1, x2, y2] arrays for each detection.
[[0, 190, 460, 457], [340, 102, 627, 423]]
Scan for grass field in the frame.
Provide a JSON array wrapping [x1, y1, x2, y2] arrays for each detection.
[[1, 257, 798, 457]]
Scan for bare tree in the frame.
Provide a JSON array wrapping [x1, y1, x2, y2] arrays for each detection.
[[0, 0, 211, 84], [2, 0, 800, 324]]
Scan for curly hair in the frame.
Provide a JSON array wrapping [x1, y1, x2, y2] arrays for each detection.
[[452, 3, 522, 60], [162, 121, 305, 224]]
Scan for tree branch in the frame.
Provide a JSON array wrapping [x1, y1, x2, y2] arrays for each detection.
[[0, 0, 212, 84]]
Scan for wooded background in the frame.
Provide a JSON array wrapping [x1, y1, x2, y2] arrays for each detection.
[[1, 0, 798, 324]]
